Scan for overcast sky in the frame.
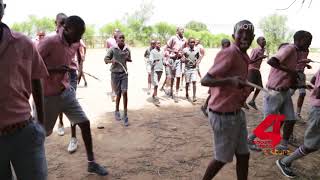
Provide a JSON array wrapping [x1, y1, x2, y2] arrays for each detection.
[[3, 0, 320, 47]]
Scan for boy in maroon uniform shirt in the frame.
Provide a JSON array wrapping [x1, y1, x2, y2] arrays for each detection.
[[39, 16, 108, 176], [0, 1, 48, 179], [247, 36, 268, 110], [248, 31, 312, 152], [201, 20, 255, 180]]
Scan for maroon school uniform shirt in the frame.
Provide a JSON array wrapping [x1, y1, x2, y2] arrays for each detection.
[[38, 30, 80, 96], [0, 23, 48, 128], [266, 44, 298, 89], [296, 50, 309, 72], [249, 47, 265, 70], [166, 34, 187, 51], [310, 70, 320, 107], [207, 44, 250, 112]]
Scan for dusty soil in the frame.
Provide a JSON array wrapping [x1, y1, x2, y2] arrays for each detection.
[[46, 48, 320, 180]]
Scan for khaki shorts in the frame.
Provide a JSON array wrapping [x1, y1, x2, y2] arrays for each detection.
[[304, 106, 320, 149], [208, 110, 249, 163]]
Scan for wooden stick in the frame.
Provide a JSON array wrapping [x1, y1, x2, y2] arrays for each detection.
[[83, 72, 102, 81], [115, 61, 128, 74], [245, 81, 271, 95], [311, 60, 320, 64]]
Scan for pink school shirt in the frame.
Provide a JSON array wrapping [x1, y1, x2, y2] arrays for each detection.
[[106, 37, 117, 49], [0, 24, 48, 128], [296, 50, 309, 71], [266, 44, 298, 89], [207, 44, 249, 112], [249, 47, 265, 70], [38, 30, 80, 96], [310, 70, 320, 107], [166, 35, 187, 51]]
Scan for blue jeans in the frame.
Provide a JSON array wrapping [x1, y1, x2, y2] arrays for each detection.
[[0, 121, 47, 180], [69, 69, 78, 91]]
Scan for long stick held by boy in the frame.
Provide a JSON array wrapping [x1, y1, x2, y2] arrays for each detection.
[[104, 32, 132, 127]]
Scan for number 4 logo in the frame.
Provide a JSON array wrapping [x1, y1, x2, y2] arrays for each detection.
[[253, 114, 286, 148]]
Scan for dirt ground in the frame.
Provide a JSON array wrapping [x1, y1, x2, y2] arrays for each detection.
[[46, 48, 320, 180]]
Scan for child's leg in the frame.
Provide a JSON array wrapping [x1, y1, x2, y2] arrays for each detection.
[[71, 123, 76, 138], [192, 81, 197, 99], [57, 113, 65, 136], [181, 74, 184, 90], [63, 88, 108, 175], [296, 88, 306, 116], [277, 91, 296, 150], [185, 82, 189, 98], [122, 73, 129, 125], [277, 106, 320, 177], [116, 93, 121, 112], [202, 159, 225, 180], [170, 77, 174, 96], [251, 89, 260, 102], [176, 77, 180, 92], [82, 73, 87, 87], [123, 92, 128, 117], [148, 73, 151, 93], [235, 154, 249, 180], [58, 113, 64, 126]]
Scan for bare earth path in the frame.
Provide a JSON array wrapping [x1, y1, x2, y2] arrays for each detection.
[[46, 48, 320, 180]]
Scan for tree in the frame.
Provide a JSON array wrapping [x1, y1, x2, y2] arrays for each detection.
[[99, 20, 127, 38], [259, 14, 292, 54], [185, 21, 208, 32], [153, 22, 176, 44], [83, 25, 95, 48], [11, 15, 55, 37]]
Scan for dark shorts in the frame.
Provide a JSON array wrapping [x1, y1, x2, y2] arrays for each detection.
[[111, 72, 128, 95], [69, 69, 78, 91], [247, 69, 263, 87]]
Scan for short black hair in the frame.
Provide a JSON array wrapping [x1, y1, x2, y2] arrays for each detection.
[[256, 36, 265, 43], [221, 38, 230, 45], [188, 37, 195, 43], [233, 20, 254, 34], [56, 13, 67, 26], [56, 13, 67, 20], [65, 15, 85, 34], [115, 32, 125, 39], [293, 30, 312, 42]]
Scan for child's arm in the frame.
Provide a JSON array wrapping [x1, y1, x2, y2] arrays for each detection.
[[249, 55, 268, 64], [104, 48, 115, 64], [32, 80, 45, 125], [126, 49, 132, 62], [201, 74, 246, 88], [268, 57, 297, 76]]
